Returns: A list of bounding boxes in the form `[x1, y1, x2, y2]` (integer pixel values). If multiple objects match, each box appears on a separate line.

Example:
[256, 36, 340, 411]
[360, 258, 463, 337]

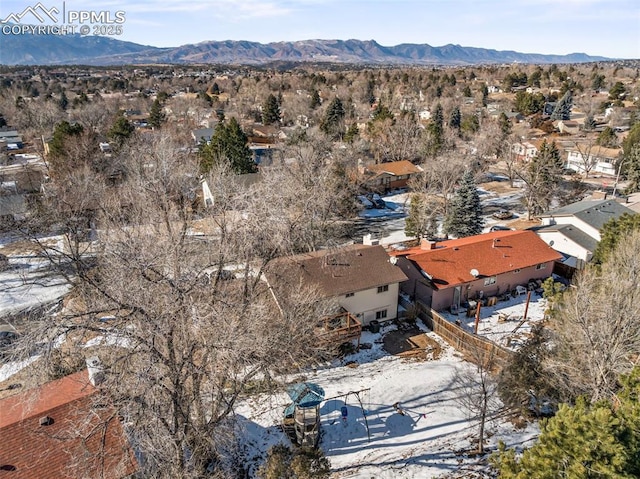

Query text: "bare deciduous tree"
[453, 347, 502, 455]
[16, 131, 333, 478]
[545, 230, 640, 403]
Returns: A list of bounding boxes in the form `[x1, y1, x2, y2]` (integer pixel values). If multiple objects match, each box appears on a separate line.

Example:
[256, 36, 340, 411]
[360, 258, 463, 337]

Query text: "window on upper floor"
[345, 292, 354, 298]
[536, 263, 546, 270]
[377, 284, 389, 293]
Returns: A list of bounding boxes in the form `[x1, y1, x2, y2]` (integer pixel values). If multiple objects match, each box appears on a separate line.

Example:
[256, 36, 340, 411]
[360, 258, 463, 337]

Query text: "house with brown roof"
[0, 369, 137, 478]
[364, 160, 423, 192]
[391, 230, 561, 312]
[264, 244, 408, 326]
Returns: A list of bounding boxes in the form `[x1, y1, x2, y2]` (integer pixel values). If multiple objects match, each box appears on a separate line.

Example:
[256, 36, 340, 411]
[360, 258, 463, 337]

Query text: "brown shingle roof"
[0, 370, 137, 478]
[365, 160, 423, 177]
[265, 244, 408, 300]
[402, 230, 561, 289]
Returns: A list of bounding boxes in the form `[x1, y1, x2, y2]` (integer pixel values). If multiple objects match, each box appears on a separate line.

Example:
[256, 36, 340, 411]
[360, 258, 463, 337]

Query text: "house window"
[513, 269, 521, 273]
[536, 263, 547, 270]
[483, 276, 497, 286]
[345, 292, 354, 298]
[375, 310, 387, 320]
[377, 285, 389, 293]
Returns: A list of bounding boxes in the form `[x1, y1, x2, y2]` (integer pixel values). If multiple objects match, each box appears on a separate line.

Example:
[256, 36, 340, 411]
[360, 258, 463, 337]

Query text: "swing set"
[325, 388, 372, 442]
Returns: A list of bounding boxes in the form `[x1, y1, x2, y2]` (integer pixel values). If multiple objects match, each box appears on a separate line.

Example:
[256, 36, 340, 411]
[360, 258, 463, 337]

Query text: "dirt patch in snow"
[481, 180, 519, 195]
[382, 327, 442, 360]
[505, 218, 540, 230]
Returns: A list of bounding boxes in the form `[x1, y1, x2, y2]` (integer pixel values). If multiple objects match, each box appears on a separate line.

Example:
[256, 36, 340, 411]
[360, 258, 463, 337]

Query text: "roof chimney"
[420, 239, 436, 250]
[86, 356, 105, 387]
[363, 234, 379, 246]
[39, 416, 54, 426]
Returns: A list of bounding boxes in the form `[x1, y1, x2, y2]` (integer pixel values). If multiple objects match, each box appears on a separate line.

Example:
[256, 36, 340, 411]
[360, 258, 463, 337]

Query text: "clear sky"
[2, 0, 639, 58]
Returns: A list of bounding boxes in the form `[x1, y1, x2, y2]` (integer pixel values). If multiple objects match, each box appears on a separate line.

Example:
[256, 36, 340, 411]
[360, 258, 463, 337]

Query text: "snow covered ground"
[354, 191, 414, 244]
[236, 326, 539, 478]
[0, 236, 72, 317]
[437, 294, 548, 350]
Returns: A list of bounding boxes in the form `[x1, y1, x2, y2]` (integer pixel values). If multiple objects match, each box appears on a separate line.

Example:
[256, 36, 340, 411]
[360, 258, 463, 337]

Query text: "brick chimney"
[420, 239, 436, 250]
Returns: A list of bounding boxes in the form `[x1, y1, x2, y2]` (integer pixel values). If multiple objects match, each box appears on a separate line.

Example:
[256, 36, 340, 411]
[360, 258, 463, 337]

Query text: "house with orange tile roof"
[0, 369, 137, 478]
[391, 230, 561, 312]
[364, 160, 423, 192]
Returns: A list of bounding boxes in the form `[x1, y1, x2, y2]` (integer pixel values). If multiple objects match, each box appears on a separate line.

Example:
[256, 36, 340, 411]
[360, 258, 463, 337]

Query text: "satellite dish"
[389, 256, 398, 265]
[549, 240, 555, 246]
[470, 268, 479, 278]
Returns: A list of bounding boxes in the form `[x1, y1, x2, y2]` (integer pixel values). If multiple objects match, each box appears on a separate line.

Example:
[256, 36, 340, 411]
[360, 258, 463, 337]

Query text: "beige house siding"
[339, 283, 400, 325]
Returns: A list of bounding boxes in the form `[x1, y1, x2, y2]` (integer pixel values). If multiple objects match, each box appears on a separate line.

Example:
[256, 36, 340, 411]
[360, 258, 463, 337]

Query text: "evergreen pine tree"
[200, 117, 254, 175]
[550, 90, 572, 121]
[108, 113, 135, 149]
[343, 123, 359, 143]
[460, 113, 480, 136]
[499, 112, 512, 137]
[443, 169, 483, 238]
[371, 103, 394, 123]
[58, 91, 68, 111]
[493, 367, 640, 478]
[309, 89, 321, 109]
[592, 213, 640, 264]
[426, 103, 445, 156]
[448, 106, 461, 131]
[148, 98, 166, 129]
[462, 85, 472, 97]
[523, 140, 564, 216]
[364, 79, 376, 106]
[320, 97, 345, 140]
[261, 94, 281, 125]
[597, 126, 618, 147]
[624, 145, 640, 195]
[49, 121, 83, 159]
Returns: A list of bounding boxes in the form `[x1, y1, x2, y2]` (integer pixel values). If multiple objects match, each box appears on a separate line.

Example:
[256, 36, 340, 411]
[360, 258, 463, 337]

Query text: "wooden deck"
[315, 312, 362, 346]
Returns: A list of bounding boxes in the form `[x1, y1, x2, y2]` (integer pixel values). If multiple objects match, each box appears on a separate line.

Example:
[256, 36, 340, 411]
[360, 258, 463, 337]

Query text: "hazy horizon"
[1, 0, 639, 59]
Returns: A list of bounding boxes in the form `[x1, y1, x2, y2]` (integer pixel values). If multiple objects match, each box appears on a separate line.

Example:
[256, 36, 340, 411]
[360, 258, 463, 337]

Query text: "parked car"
[0, 324, 19, 359]
[490, 225, 513, 232]
[492, 210, 513, 220]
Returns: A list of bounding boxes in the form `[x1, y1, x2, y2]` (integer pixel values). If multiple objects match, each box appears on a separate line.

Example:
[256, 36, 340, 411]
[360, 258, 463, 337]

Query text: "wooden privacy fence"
[417, 302, 514, 366]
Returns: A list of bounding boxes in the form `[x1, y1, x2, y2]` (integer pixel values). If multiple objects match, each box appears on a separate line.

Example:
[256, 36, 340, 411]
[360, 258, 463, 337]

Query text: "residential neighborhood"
[0, 27, 639, 479]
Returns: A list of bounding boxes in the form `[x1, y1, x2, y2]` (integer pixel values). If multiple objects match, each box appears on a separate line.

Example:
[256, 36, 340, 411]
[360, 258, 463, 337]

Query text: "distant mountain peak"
[0, 35, 612, 66]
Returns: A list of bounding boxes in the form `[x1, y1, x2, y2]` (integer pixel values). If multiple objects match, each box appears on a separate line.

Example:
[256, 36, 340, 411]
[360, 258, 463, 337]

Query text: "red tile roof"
[401, 230, 561, 289]
[0, 370, 137, 478]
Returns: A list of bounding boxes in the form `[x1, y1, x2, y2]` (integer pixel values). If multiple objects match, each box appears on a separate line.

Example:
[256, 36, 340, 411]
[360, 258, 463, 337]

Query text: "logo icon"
[1, 2, 59, 24]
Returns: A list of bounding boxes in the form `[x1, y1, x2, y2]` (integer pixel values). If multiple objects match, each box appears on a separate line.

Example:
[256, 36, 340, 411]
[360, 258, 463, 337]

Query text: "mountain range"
[0, 33, 611, 66]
